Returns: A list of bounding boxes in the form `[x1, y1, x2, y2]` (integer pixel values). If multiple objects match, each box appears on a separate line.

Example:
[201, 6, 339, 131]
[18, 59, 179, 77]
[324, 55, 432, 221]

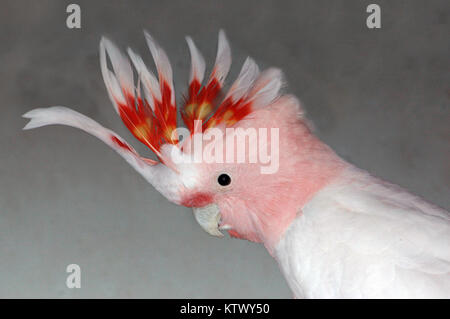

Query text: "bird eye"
[217, 173, 231, 186]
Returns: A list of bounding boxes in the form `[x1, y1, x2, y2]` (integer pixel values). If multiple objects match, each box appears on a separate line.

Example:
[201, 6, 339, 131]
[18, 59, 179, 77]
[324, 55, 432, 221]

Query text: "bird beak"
[192, 204, 224, 237]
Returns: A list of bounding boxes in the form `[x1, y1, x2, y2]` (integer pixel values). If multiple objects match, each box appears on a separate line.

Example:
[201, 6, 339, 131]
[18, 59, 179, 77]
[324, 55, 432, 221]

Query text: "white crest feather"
[100, 38, 134, 110]
[225, 57, 260, 102]
[100, 39, 125, 110]
[127, 48, 161, 110]
[144, 31, 175, 105]
[22, 106, 151, 166]
[209, 29, 232, 85]
[247, 68, 283, 108]
[185, 36, 206, 84]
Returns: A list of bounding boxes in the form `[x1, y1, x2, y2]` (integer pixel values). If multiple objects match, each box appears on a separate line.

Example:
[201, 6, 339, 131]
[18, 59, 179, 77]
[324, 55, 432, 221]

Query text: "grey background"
[0, 0, 448, 298]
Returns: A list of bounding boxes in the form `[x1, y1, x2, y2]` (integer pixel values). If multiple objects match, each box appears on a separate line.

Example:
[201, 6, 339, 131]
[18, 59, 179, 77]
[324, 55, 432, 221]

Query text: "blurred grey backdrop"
[0, 0, 449, 298]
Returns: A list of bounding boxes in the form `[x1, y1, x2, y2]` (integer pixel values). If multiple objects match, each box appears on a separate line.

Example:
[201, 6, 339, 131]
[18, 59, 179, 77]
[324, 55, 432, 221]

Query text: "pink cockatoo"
[23, 31, 450, 298]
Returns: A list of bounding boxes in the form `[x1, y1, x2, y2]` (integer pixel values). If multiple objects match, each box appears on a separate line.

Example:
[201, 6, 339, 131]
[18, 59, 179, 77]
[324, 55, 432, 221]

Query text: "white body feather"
[275, 166, 450, 298]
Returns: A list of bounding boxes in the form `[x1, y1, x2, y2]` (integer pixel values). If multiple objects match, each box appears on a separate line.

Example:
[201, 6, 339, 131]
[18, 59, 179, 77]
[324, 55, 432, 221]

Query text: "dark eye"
[217, 173, 231, 186]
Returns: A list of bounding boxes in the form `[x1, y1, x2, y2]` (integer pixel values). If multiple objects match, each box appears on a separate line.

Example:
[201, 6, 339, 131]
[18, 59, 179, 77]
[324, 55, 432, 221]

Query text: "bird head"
[24, 30, 343, 251]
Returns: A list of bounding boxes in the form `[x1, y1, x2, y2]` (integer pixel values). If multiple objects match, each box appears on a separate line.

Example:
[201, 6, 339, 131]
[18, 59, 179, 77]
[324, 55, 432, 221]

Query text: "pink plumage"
[23, 30, 450, 298]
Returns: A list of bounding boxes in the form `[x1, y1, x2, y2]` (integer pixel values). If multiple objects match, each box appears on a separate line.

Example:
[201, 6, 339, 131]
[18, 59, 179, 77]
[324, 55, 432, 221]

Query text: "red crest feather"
[100, 30, 282, 161]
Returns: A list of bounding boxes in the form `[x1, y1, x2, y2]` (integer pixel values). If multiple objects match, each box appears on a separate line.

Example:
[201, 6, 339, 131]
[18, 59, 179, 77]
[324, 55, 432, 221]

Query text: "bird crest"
[100, 30, 283, 164]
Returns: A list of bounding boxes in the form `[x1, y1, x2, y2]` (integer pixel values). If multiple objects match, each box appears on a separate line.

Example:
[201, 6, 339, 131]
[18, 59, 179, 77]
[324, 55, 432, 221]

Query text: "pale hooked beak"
[192, 204, 229, 237]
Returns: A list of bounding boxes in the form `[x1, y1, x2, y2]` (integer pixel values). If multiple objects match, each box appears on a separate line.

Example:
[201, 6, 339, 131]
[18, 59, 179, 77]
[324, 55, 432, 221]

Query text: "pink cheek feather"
[227, 229, 245, 239]
[181, 193, 214, 208]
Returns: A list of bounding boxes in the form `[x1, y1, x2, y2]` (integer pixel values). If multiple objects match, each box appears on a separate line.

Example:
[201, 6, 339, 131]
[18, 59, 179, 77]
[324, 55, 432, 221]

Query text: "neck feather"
[245, 122, 347, 253]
